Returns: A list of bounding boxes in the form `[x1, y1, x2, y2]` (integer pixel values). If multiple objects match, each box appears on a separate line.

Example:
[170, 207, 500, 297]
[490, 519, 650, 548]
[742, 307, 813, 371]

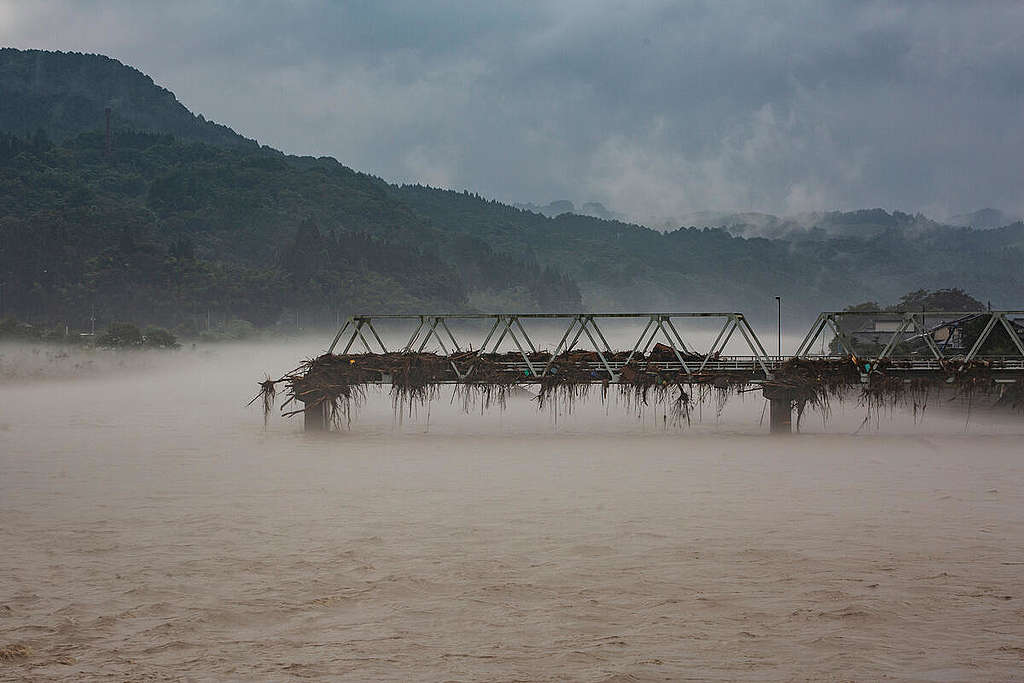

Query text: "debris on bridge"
[257, 348, 730, 428]
[254, 351, 1023, 431]
[253, 311, 1024, 432]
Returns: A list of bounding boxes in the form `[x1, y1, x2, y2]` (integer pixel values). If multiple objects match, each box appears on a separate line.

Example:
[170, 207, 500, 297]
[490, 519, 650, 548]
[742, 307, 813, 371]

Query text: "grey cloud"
[2, 0, 1022, 221]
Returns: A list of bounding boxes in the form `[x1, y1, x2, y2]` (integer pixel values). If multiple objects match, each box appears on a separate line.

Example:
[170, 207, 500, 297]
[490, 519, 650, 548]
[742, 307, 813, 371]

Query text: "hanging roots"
[253, 352, 1024, 430]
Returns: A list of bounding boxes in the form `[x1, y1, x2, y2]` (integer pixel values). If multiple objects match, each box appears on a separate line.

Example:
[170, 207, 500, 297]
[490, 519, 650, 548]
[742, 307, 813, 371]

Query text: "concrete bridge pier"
[302, 399, 329, 432]
[762, 387, 794, 434]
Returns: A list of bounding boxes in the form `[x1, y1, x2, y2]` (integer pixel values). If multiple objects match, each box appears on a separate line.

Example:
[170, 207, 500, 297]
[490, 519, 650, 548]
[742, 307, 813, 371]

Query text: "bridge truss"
[794, 310, 1024, 375]
[325, 310, 1024, 382]
[326, 312, 777, 382]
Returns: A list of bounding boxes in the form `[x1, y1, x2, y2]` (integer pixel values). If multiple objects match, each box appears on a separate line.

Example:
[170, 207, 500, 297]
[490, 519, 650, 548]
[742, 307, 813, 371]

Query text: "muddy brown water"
[2, 341, 1023, 681]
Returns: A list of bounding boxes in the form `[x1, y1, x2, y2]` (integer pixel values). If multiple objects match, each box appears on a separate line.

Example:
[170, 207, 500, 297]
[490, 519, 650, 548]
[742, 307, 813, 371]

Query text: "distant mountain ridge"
[641, 208, 1019, 238]
[513, 203, 1023, 240]
[949, 208, 1021, 229]
[513, 199, 622, 222]
[0, 48, 256, 148]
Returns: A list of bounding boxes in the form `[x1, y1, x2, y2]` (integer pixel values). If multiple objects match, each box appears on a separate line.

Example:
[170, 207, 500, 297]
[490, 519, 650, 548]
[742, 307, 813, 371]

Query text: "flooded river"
[2, 341, 1023, 680]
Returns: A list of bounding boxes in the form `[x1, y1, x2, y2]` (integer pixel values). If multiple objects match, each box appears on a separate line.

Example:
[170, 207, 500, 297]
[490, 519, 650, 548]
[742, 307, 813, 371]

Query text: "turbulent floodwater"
[2, 341, 1024, 681]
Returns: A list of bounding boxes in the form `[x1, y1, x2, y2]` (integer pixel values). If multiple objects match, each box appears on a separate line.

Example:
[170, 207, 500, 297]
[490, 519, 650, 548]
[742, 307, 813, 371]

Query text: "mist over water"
[2, 339, 1024, 680]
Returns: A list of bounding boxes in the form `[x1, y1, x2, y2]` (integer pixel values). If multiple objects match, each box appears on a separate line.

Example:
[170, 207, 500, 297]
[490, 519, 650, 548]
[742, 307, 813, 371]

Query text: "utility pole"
[775, 296, 782, 359]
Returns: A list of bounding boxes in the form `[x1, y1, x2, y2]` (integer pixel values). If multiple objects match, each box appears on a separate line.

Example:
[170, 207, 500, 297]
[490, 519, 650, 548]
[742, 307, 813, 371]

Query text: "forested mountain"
[0, 48, 253, 148]
[1, 48, 1022, 335]
[393, 184, 1024, 315]
[0, 128, 581, 329]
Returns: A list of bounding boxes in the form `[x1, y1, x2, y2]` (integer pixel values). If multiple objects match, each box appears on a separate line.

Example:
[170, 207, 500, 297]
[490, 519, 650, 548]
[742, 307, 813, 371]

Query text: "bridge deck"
[259, 310, 1024, 431]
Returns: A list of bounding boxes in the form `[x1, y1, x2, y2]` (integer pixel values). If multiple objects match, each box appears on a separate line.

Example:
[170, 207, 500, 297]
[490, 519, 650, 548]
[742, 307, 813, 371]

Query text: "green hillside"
[1, 48, 1022, 336]
[0, 48, 253, 148]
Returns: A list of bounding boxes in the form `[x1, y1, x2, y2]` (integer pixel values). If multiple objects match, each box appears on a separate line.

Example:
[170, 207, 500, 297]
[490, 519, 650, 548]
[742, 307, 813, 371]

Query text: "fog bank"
[2, 339, 1023, 679]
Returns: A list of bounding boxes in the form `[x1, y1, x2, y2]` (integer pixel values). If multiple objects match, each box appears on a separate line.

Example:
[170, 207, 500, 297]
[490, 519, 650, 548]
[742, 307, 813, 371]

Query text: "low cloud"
[2, 1, 1022, 219]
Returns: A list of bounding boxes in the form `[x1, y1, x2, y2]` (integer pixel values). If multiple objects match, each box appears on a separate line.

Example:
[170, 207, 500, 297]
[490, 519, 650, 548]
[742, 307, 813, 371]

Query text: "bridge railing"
[326, 312, 775, 380]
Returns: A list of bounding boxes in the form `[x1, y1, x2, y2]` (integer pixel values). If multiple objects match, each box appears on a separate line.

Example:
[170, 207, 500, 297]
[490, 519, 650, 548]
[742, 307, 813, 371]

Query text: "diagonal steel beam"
[580, 317, 616, 378]
[825, 315, 857, 357]
[622, 316, 655, 368]
[543, 316, 584, 376]
[341, 319, 364, 354]
[416, 317, 440, 352]
[344, 319, 376, 354]
[878, 315, 914, 360]
[699, 318, 734, 372]
[651, 317, 691, 374]
[718, 320, 738, 354]
[965, 312, 1001, 361]
[327, 319, 352, 354]
[737, 314, 771, 361]
[565, 316, 588, 352]
[733, 314, 771, 376]
[998, 313, 1024, 357]
[365, 320, 388, 354]
[794, 313, 826, 357]
[476, 317, 501, 356]
[639, 318, 661, 356]
[663, 317, 692, 354]
[419, 317, 453, 356]
[402, 317, 426, 352]
[909, 314, 944, 360]
[355, 324, 376, 353]
[439, 318, 462, 352]
[505, 317, 538, 376]
[513, 317, 539, 354]
[588, 316, 615, 355]
[490, 316, 512, 351]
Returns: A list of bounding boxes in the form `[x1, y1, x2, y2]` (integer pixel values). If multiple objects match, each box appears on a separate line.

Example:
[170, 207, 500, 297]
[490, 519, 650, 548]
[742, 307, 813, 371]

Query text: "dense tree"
[895, 288, 985, 312]
[96, 322, 143, 347]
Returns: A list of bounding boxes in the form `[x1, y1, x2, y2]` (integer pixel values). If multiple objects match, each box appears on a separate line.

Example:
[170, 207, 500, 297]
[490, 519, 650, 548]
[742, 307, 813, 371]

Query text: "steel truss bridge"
[328, 310, 1024, 379]
[328, 312, 776, 379]
[299, 310, 1024, 432]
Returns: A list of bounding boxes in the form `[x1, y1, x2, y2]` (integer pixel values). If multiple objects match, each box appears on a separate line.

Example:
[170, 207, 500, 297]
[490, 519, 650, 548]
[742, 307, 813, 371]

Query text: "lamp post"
[775, 296, 781, 360]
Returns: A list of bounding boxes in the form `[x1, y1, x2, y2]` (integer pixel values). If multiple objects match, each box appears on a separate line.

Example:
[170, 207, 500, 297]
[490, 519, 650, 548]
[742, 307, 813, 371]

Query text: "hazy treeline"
[2, 48, 1023, 334]
[0, 128, 582, 331]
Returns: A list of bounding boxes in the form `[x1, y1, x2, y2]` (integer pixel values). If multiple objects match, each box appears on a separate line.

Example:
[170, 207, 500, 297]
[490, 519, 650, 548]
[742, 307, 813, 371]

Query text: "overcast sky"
[2, 1, 1022, 221]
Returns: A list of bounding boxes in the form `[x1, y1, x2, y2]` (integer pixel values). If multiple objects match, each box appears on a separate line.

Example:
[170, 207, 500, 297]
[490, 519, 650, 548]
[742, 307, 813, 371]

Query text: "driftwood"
[253, 351, 1023, 430]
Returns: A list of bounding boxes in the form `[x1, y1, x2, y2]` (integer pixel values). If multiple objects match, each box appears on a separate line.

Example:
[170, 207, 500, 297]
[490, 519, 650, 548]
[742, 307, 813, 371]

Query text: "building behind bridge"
[838, 312, 1024, 356]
